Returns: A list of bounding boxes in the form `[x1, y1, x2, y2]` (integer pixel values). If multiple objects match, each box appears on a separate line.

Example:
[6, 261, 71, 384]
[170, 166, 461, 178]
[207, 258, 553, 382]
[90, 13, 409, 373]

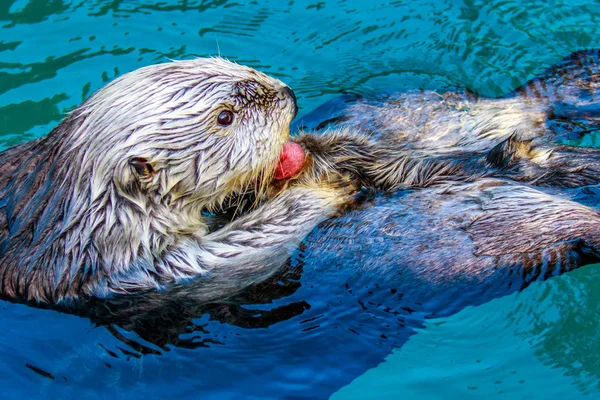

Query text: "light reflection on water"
[1, 1, 600, 399]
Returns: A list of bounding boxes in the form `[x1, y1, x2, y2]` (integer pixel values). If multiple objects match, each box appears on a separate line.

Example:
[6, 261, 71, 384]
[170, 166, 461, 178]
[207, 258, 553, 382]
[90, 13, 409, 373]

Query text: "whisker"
[230, 172, 253, 222]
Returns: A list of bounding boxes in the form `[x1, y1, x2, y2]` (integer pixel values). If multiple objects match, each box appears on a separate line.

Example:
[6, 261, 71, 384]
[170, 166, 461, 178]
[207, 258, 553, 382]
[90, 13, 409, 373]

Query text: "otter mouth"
[273, 88, 302, 179]
[216, 141, 305, 217]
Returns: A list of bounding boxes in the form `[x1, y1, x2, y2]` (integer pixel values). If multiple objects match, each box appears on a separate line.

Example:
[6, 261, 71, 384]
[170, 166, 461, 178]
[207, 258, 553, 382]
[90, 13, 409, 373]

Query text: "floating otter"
[2, 51, 600, 310]
[5, 51, 600, 397]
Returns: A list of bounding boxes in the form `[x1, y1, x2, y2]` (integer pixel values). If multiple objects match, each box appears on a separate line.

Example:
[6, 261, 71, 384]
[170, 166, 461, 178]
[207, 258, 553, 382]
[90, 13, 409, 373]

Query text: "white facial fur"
[66, 57, 297, 214]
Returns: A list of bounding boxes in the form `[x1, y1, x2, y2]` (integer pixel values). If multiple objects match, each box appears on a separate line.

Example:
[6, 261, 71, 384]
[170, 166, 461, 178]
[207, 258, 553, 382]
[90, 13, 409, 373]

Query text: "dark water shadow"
[34, 259, 309, 357]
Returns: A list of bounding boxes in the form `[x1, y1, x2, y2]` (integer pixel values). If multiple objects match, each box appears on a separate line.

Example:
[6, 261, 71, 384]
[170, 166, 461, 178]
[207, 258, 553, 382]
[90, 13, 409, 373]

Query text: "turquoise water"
[2, 0, 600, 399]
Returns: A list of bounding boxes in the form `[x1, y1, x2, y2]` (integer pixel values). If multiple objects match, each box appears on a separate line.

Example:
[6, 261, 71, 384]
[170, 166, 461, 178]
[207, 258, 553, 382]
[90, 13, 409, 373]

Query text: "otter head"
[66, 58, 297, 216]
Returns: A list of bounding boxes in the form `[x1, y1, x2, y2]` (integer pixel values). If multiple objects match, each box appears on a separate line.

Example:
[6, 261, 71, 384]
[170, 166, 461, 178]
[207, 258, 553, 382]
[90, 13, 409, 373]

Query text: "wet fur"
[0, 58, 350, 304]
[3, 50, 600, 310]
[1, 51, 594, 398]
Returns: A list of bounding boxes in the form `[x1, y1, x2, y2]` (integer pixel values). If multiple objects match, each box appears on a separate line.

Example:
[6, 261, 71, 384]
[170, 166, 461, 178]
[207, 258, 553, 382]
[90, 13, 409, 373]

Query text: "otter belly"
[300, 180, 600, 318]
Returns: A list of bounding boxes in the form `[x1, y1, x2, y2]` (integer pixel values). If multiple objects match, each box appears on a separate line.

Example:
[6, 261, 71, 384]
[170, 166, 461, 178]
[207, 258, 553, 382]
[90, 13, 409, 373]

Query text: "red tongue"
[274, 141, 305, 180]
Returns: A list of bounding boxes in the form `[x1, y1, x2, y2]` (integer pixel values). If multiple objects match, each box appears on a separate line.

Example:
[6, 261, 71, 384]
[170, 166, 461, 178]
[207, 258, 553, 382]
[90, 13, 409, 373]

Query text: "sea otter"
[2, 51, 600, 308]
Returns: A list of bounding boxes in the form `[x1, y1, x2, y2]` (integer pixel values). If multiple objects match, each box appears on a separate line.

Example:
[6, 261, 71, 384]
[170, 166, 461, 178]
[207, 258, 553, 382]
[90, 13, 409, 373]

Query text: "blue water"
[2, 0, 600, 399]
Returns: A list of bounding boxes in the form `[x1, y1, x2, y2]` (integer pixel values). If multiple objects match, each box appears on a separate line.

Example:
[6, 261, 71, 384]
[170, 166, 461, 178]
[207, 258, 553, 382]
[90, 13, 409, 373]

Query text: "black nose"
[283, 86, 298, 119]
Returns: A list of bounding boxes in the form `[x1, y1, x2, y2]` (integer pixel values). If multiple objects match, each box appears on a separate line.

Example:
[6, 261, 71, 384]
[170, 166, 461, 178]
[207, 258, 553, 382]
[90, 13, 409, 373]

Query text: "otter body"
[2, 50, 600, 309]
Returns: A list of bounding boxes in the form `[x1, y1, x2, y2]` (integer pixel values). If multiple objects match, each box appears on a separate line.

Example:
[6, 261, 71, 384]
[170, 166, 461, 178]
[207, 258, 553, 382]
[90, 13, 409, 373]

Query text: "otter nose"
[282, 86, 298, 119]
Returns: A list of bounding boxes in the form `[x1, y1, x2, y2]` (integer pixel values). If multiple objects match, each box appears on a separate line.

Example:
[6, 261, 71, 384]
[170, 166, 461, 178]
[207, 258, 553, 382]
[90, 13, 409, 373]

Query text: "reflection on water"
[84, 261, 308, 355]
[510, 264, 600, 394]
[3, 0, 600, 399]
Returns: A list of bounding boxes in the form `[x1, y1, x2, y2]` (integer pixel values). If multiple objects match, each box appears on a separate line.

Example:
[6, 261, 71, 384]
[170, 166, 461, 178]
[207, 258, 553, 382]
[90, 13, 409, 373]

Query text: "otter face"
[68, 58, 297, 211]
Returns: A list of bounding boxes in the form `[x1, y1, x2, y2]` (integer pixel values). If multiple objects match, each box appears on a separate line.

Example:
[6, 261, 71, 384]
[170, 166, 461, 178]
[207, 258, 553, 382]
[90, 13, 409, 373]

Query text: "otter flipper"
[518, 50, 600, 140]
[484, 135, 600, 188]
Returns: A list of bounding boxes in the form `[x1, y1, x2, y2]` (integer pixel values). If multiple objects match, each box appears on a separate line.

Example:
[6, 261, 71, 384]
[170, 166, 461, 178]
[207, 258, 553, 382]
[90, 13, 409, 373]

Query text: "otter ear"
[129, 157, 155, 177]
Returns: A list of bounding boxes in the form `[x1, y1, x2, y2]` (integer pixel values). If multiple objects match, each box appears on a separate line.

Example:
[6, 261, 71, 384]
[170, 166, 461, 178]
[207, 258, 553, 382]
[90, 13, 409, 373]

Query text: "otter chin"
[0, 57, 351, 304]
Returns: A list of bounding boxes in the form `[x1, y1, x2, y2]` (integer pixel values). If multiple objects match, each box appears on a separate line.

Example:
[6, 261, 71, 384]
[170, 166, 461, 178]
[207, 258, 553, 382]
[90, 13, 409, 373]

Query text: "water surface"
[1, 1, 600, 399]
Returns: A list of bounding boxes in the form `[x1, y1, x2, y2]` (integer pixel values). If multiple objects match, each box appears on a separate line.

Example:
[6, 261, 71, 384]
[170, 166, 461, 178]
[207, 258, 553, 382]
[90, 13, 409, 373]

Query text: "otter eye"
[217, 110, 234, 126]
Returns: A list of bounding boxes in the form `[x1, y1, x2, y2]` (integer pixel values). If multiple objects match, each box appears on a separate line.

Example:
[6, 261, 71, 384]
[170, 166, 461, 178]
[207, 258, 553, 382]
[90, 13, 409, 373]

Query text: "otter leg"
[294, 130, 486, 192]
[147, 184, 353, 298]
[297, 128, 600, 191]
